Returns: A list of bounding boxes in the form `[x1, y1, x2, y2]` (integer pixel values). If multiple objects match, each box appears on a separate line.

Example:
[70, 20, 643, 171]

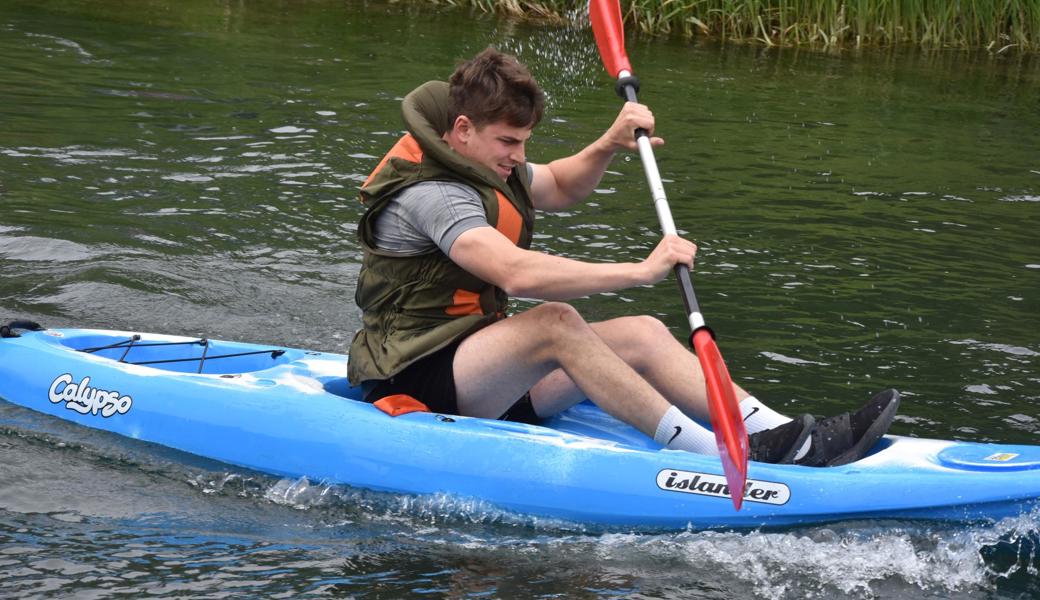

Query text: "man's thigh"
[452, 307, 564, 419]
[454, 311, 662, 419]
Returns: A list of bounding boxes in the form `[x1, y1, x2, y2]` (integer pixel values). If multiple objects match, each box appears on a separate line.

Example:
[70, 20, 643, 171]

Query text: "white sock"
[653, 406, 719, 455]
[740, 396, 813, 460]
[739, 396, 791, 433]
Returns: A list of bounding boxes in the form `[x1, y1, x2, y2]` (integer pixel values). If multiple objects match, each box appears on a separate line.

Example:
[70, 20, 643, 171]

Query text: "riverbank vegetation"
[434, 0, 1038, 52]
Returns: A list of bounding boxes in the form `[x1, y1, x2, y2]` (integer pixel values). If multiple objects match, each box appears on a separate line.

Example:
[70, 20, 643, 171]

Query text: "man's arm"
[529, 102, 663, 212]
[449, 226, 695, 301]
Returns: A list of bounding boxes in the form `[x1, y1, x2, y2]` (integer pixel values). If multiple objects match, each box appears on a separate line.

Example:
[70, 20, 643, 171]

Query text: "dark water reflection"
[1, 0, 1039, 597]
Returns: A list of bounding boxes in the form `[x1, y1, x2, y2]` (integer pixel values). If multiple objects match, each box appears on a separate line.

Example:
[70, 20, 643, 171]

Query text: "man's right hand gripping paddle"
[589, 0, 749, 510]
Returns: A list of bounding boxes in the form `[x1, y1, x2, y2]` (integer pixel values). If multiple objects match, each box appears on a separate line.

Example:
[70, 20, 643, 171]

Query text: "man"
[349, 47, 899, 466]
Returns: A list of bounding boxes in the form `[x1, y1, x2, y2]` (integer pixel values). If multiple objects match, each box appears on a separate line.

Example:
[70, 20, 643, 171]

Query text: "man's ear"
[453, 115, 474, 143]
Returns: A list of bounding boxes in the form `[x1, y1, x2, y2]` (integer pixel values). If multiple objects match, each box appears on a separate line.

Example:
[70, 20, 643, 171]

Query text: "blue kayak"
[1, 325, 1038, 530]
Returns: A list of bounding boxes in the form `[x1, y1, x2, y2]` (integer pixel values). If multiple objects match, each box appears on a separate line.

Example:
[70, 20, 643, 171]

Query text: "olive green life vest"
[347, 81, 536, 385]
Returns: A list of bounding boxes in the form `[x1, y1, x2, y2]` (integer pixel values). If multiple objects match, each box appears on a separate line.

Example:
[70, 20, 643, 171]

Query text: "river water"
[1, 0, 1039, 597]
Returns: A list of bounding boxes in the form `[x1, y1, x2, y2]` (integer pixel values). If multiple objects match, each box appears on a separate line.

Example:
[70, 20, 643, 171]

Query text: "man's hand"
[640, 234, 696, 284]
[601, 102, 665, 153]
[530, 102, 665, 212]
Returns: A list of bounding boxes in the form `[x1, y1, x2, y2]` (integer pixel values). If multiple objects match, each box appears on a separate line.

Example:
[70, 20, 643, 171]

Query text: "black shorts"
[363, 339, 542, 425]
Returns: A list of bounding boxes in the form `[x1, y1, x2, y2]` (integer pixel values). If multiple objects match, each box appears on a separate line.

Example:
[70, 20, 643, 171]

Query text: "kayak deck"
[65, 332, 298, 375]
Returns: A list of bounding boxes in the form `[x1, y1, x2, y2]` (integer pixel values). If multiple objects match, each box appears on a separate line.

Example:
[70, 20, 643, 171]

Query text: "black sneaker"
[796, 389, 901, 467]
[748, 414, 815, 464]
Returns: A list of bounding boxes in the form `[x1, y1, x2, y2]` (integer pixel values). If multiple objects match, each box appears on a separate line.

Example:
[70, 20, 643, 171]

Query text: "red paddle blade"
[589, 0, 632, 77]
[693, 329, 749, 510]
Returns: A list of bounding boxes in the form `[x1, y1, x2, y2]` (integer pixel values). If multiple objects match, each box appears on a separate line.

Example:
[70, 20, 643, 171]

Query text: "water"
[1, 0, 1039, 597]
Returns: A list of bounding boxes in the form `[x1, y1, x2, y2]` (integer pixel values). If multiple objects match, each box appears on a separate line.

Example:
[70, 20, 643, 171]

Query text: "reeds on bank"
[435, 0, 1039, 51]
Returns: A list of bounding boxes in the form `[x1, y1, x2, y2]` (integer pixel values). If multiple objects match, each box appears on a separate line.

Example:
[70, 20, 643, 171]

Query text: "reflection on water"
[1, 0, 1039, 597]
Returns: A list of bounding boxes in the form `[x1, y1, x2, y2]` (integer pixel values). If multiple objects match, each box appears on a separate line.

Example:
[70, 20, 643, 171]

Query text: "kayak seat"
[321, 377, 365, 401]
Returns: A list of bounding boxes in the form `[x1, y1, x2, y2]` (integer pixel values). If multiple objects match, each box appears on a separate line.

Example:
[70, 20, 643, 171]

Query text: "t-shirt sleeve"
[390, 181, 490, 255]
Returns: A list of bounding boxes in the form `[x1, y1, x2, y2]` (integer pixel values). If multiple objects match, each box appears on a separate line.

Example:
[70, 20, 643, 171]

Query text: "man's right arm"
[448, 227, 696, 301]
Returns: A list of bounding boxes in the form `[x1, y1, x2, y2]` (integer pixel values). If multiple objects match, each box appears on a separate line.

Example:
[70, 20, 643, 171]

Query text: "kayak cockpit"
[60, 332, 296, 375]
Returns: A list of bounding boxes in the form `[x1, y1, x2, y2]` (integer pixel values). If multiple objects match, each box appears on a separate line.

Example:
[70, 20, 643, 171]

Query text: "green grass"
[431, 0, 1040, 51]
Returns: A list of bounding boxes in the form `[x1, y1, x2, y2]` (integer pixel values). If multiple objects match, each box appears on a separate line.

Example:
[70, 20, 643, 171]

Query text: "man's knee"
[613, 315, 677, 370]
[528, 302, 592, 340]
[622, 315, 672, 343]
[531, 301, 584, 324]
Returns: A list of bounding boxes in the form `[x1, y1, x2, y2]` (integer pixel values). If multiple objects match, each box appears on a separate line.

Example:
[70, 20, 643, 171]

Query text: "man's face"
[456, 117, 533, 181]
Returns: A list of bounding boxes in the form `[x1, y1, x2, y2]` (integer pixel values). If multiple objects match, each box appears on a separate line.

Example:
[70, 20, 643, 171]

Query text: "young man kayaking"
[349, 47, 899, 466]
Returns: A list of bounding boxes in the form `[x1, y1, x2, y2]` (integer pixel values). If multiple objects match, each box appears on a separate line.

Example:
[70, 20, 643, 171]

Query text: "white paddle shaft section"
[636, 135, 677, 235]
[618, 70, 705, 333]
[688, 310, 706, 332]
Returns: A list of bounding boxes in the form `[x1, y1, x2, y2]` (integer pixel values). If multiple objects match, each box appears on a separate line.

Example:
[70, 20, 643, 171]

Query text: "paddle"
[589, 0, 748, 510]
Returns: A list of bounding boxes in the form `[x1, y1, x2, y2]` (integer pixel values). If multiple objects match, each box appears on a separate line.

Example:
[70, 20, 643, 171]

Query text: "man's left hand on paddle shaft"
[597, 102, 664, 153]
[529, 103, 663, 213]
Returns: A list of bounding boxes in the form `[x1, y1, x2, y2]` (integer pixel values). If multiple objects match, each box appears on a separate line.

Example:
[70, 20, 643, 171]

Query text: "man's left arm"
[529, 102, 663, 212]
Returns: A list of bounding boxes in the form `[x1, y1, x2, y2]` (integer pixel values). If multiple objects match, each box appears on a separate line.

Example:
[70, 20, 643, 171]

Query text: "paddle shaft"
[616, 74, 707, 336]
[617, 73, 747, 510]
[591, 0, 747, 508]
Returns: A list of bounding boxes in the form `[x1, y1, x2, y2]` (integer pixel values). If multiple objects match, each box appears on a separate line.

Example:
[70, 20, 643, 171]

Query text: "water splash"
[262, 476, 586, 532]
[590, 514, 1040, 598]
[255, 472, 1040, 597]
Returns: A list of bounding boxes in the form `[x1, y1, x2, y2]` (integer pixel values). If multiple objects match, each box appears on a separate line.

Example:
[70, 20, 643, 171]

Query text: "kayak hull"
[1, 327, 1038, 530]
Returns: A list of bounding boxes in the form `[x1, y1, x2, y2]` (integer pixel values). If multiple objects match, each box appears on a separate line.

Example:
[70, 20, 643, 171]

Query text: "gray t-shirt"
[370, 181, 488, 256]
[370, 164, 534, 256]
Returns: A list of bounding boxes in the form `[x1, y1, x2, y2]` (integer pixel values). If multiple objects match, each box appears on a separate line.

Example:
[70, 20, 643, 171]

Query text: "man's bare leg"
[453, 302, 674, 436]
[526, 314, 752, 421]
[528, 315, 806, 442]
[455, 306, 897, 466]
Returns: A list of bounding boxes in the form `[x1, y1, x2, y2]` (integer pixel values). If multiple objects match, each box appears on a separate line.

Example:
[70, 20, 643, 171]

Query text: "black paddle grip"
[618, 77, 650, 140]
[615, 75, 640, 99]
[675, 264, 715, 339]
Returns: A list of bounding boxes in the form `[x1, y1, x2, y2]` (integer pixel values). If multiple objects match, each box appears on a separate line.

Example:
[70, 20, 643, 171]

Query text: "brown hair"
[449, 47, 545, 129]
